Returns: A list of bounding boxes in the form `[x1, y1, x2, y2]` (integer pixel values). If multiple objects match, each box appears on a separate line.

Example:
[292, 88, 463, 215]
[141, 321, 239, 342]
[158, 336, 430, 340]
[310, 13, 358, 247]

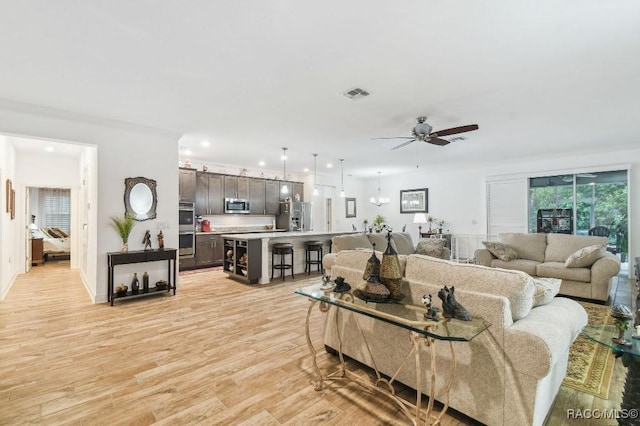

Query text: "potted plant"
[373, 214, 386, 233]
[110, 214, 135, 252]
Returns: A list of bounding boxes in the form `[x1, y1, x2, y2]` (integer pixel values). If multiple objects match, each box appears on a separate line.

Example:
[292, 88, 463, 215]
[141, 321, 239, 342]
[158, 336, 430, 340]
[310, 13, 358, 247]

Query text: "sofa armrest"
[474, 248, 495, 266]
[322, 253, 338, 276]
[504, 298, 587, 378]
[591, 253, 621, 281]
[589, 253, 621, 301]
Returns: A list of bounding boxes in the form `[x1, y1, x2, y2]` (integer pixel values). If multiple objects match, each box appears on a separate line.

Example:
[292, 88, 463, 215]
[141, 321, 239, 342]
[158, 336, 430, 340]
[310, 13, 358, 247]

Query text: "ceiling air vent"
[343, 87, 370, 100]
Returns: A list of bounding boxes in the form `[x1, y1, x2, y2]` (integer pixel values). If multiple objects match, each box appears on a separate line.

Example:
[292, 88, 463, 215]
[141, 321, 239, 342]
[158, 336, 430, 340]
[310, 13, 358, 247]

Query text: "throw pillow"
[565, 244, 606, 268]
[530, 277, 561, 307]
[415, 239, 446, 258]
[482, 241, 519, 261]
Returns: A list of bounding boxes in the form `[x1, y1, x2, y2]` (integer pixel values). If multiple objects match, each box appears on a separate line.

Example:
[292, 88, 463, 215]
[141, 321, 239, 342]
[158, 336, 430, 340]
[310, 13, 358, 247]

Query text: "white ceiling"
[1, 1, 639, 177]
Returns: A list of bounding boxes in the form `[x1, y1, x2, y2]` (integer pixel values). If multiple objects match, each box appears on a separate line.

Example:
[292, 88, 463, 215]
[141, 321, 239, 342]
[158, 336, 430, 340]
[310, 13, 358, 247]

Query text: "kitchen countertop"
[220, 230, 357, 240]
[197, 228, 286, 235]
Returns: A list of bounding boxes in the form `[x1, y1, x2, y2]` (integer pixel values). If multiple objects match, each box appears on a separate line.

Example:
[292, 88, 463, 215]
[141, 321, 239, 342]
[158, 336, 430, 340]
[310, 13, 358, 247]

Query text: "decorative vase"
[143, 272, 149, 293]
[362, 246, 381, 280]
[122, 241, 129, 253]
[379, 232, 404, 300]
[131, 272, 140, 295]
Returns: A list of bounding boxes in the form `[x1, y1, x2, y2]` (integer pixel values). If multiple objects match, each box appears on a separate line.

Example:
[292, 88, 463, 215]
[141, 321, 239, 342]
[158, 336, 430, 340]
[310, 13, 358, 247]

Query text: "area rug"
[562, 301, 615, 399]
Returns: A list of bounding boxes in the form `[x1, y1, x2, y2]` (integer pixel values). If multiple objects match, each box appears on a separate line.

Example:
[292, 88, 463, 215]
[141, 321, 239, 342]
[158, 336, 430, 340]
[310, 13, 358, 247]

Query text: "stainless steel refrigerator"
[277, 201, 313, 231]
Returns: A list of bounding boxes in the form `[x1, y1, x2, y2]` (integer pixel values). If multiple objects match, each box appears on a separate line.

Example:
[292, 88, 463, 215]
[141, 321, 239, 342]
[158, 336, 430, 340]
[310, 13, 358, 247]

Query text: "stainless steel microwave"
[225, 198, 250, 214]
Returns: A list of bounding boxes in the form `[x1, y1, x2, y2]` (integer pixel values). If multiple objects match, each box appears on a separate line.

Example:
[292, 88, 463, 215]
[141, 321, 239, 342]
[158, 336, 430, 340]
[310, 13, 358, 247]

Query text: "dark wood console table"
[107, 249, 177, 306]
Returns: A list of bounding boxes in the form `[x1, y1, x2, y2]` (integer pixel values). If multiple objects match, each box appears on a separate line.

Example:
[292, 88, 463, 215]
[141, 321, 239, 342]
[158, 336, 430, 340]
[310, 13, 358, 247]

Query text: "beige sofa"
[323, 232, 450, 275]
[324, 250, 587, 426]
[474, 233, 621, 302]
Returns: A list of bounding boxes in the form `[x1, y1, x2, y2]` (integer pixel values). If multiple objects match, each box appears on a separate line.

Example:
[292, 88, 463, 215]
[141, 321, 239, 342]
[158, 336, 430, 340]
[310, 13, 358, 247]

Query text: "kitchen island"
[220, 231, 356, 284]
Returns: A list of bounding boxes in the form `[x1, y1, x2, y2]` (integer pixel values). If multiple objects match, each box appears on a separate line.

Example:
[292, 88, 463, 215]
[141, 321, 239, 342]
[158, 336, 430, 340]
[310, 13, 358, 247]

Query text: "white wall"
[0, 135, 18, 299]
[0, 99, 181, 303]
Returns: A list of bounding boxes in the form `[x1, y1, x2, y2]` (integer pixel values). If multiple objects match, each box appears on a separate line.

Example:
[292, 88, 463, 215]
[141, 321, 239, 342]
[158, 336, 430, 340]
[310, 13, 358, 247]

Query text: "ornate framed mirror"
[124, 177, 157, 221]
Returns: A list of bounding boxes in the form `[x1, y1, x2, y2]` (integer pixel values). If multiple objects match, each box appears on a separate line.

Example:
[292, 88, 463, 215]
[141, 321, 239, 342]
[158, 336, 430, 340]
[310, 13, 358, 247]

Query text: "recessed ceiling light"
[258, 160, 266, 167]
[201, 140, 210, 147]
[303, 167, 310, 173]
[184, 149, 192, 156]
[45, 146, 54, 152]
[326, 163, 333, 168]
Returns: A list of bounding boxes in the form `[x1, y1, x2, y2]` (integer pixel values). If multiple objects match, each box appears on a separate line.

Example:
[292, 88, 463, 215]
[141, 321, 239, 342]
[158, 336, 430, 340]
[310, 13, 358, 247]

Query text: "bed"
[33, 227, 71, 260]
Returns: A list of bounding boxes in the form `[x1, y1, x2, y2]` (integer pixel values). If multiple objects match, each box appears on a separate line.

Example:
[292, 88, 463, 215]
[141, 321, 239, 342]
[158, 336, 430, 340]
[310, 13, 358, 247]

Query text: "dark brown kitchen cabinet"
[196, 234, 224, 267]
[179, 168, 196, 202]
[265, 180, 281, 215]
[249, 178, 266, 214]
[278, 181, 304, 202]
[196, 172, 223, 215]
[224, 176, 249, 199]
[293, 182, 304, 201]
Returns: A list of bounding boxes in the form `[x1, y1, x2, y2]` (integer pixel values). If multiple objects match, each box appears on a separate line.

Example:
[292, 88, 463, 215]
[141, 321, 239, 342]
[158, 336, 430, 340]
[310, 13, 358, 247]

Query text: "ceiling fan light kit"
[373, 116, 479, 150]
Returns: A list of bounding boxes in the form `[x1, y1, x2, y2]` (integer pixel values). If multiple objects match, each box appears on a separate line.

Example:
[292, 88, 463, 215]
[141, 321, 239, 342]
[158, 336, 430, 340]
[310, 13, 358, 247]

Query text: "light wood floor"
[0, 262, 633, 425]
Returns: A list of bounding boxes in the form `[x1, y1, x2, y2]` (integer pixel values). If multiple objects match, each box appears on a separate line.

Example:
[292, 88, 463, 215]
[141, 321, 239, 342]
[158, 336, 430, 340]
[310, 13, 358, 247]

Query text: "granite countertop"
[220, 230, 358, 240]
[196, 228, 286, 235]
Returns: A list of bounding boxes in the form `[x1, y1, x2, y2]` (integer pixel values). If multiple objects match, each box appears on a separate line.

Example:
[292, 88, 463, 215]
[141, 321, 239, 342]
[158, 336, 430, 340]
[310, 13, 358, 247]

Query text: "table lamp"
[413, 213, 428, 239]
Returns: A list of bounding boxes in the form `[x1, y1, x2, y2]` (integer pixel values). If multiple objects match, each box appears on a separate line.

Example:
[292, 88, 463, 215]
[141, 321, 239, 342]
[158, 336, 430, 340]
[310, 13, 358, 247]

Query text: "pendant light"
[370, 171, 389, 207]
[312, 153, 319, 196]
[281, 147, 289, 194]
[339, 159, 345, 198]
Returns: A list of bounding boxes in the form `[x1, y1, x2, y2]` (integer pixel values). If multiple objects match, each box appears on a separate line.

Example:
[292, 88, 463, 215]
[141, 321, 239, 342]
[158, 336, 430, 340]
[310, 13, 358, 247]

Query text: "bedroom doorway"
[27, 186, 72, 269]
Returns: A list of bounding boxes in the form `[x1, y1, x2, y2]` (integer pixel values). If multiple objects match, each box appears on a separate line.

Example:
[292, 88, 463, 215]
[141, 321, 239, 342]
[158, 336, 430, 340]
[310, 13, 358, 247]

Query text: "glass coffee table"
[295, 283, 490, 425]
[582, 324, 639, 424]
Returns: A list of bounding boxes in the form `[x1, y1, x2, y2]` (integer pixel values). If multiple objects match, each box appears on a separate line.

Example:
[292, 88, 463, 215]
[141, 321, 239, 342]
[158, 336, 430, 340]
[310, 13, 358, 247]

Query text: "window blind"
[39, 188, 71, 233]
[486, 178, 528, 237]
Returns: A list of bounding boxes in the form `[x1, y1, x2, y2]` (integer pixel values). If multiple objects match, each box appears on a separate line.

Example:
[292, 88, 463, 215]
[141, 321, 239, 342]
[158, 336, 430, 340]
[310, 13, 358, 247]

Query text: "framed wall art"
[10, 188, 15, 220]
[345, 197, 357, 218]
[400, 188, 428, 213]
[5, 179, 11, 213]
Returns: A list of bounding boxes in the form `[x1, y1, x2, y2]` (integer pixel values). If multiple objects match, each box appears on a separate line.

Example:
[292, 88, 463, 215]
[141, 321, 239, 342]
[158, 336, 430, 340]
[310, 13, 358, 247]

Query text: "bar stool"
[304, 241, 324, 275]
[272, 242, 294, 281]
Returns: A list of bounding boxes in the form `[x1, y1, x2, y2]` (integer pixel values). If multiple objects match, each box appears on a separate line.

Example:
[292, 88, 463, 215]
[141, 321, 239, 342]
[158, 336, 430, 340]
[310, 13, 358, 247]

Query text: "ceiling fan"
[373, 116, 479, 150]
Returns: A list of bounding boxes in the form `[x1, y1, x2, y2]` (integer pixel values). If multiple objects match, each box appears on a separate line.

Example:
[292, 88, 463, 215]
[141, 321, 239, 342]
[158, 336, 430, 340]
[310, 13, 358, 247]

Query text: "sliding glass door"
[529, 170, 628, 261]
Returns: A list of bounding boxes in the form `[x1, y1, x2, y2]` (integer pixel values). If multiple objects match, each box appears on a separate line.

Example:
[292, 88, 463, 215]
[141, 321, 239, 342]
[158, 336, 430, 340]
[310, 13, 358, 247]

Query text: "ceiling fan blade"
[428, 137, 450, 146]
[391, 140, 416, 150]
[371, 136, 415, 140]
[430, 124, 479, 137]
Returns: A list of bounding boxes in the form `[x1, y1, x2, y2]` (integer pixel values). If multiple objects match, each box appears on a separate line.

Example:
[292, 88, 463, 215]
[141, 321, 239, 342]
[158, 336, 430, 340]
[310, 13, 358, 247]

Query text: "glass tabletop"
[582, 324, 640, 358]
[295, 283, 490, 341]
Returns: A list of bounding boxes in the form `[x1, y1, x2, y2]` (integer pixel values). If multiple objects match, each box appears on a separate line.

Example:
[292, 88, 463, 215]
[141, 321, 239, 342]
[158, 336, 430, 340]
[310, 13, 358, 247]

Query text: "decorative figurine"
[438, 286, 472, 321]
[142, 230, 152, 250]
[333, 276, 351, 293]
[422, 294, 440, 321]
[157, 230, 164, 250]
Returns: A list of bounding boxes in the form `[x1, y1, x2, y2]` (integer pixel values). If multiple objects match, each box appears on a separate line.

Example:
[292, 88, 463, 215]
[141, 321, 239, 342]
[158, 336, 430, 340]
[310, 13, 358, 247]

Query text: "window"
[529, 170, 628, 260]
[39, 188, 71, 233]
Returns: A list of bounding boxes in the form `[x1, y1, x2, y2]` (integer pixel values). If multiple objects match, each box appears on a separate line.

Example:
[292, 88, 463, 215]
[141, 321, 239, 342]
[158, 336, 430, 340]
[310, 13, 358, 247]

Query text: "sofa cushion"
[491, 258, 540, 276]
[565, 244, 606, 268]
[536, 262, 591, 283]
[544, 234, 608, 262]
[366, 232, 415, 255]
[531, 277, 561, 307]
[498, 233, 547, 262]
[416, 238, 446, 258]
[332, 233, 373, 252]
[482, 241, 519, 261]
[405, 255, 535, 321]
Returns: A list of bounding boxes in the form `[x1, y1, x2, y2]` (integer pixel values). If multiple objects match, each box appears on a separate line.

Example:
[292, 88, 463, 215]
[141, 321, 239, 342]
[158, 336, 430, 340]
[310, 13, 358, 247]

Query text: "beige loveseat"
[325, 250, 587, 426]
[474, 233, 621, 302]
[323, 232, 450, 276]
